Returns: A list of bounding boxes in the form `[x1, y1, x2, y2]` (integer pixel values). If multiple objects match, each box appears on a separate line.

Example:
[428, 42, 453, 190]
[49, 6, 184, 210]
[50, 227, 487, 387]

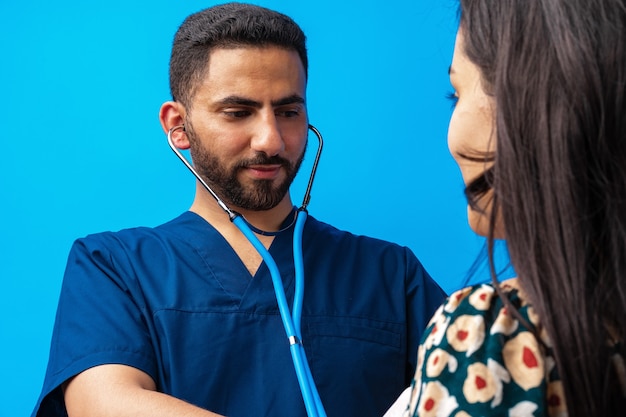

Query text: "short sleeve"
[32, 236, 157, 417]
[404, 281, 567, 417]
[403, 248, 447, 382]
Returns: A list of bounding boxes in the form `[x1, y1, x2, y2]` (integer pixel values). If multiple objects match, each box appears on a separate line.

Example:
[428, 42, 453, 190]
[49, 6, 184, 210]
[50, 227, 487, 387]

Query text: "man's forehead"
[206, 45, 303, 64]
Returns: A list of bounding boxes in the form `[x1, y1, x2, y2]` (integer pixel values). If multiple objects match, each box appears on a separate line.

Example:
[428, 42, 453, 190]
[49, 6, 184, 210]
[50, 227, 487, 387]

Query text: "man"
[32, 3, 445, 417]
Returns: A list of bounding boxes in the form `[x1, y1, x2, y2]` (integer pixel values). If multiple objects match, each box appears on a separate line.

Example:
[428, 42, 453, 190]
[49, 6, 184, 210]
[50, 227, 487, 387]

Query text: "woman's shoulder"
[407, 278, 567, 417]
[434, 278, 539, 332]
[444, 278, 527, 314]
[422, 278, 551, 361]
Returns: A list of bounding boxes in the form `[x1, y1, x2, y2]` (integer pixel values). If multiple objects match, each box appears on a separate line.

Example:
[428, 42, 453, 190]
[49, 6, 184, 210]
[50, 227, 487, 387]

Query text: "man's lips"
[245, 164, 283, 179]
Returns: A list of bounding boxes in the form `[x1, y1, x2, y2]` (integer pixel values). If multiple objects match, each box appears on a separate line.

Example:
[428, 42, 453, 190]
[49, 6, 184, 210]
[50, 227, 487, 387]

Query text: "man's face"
[184, 46, 308, 211]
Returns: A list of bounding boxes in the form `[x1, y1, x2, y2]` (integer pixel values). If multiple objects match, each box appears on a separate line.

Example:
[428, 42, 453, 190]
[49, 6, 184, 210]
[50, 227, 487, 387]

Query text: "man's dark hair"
[169, 2, 308, 107]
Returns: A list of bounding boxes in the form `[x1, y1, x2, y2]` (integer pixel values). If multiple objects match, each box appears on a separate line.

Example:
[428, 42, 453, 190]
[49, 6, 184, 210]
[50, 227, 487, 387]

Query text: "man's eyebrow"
[271, 94, 305, 107]
[215, 94, 305, 108]
[216, 95, 262, 108]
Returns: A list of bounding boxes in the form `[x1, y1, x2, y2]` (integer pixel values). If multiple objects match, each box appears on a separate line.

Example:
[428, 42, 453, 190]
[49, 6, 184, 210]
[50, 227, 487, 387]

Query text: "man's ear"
[159, 101, 190, 150]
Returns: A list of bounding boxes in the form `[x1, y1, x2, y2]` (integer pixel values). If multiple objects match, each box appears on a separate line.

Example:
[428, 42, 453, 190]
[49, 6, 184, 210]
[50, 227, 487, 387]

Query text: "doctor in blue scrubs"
[31, 3, 446, 417]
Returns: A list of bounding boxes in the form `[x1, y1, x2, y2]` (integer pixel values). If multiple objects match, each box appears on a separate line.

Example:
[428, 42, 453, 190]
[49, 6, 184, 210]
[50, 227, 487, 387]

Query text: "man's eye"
[277, 109, 300, 117]
[224, 110, 250, 118]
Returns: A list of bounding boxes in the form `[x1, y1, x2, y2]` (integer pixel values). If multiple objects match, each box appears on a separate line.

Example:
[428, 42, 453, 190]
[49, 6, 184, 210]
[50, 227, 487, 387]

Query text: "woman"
[387, 0, 626, 415]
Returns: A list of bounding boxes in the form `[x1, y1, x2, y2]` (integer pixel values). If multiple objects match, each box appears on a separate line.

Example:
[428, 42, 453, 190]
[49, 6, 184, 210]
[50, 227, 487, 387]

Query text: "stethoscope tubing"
[167, 123, 327, 417]
[292, 210, 326, 416]
[234, 212, 325, 417]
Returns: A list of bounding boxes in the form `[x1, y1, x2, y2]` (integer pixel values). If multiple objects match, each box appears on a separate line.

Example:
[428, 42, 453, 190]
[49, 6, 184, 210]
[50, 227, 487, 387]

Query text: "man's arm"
[64, 364, 226, 417]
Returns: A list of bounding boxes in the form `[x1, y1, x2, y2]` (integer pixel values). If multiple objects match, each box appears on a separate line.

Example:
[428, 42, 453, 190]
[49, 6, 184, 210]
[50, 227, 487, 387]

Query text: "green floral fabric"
[404, 279, 567, 417]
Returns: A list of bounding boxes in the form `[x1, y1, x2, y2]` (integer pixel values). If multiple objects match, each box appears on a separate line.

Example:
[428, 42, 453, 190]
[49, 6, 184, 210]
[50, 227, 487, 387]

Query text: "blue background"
[0, 1, 496, 415]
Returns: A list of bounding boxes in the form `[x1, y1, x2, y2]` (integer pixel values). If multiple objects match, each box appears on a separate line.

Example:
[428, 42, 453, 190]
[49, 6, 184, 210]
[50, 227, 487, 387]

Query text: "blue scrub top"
[33, 211, 445, 417]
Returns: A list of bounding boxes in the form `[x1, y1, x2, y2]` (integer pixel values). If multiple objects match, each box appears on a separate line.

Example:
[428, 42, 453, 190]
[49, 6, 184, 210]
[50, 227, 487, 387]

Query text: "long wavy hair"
[459, 0, 626, 414]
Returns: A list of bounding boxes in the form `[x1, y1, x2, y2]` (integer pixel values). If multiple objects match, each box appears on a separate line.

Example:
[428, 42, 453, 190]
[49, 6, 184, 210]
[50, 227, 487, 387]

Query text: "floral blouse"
[400, 279, 568, 417]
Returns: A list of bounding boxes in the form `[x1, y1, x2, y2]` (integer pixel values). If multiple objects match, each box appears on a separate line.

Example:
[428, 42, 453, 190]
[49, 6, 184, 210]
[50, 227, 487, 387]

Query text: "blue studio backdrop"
[0, 1, 497, 416]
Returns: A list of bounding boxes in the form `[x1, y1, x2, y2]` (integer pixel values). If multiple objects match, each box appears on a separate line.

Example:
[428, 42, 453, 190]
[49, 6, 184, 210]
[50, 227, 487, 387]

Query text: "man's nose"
[250, 113, 285, 156]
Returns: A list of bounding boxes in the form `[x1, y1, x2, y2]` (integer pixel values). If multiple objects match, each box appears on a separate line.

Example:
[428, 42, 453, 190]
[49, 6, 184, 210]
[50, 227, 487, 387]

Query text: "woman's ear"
[159, 101, 190, 150]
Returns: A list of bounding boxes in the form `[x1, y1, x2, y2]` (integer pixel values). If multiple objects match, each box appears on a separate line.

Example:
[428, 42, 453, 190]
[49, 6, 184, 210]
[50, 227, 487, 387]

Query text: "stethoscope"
[167, 124, 327, 417]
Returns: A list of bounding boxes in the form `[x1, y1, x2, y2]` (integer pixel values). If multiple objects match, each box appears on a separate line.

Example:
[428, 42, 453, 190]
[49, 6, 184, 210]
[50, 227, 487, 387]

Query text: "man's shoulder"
[306, 215, 411, 254]
[74, 212, 203, 251]
[305, 216, 438, 291]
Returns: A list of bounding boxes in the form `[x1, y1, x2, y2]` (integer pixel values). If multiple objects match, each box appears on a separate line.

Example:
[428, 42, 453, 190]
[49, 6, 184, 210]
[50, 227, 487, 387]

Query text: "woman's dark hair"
[459, 0, 626, 414]
[169, 2, 307, 107]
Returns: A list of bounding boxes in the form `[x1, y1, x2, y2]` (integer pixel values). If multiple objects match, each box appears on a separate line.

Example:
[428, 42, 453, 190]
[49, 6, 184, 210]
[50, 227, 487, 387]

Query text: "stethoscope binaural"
[167, 124, 327, 417]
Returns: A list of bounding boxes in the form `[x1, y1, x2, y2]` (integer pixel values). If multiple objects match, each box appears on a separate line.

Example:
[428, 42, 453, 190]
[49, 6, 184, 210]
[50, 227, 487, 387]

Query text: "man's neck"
[189, 187, 294, 235]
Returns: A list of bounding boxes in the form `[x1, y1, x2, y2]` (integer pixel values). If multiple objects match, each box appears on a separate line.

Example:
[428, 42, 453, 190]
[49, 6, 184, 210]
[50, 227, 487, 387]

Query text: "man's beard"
[186, 121, 305, 211]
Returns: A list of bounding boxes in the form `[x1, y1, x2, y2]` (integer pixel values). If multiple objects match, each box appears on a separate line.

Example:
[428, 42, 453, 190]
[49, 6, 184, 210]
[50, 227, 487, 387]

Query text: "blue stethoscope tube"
[167, 124, 327, 417]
